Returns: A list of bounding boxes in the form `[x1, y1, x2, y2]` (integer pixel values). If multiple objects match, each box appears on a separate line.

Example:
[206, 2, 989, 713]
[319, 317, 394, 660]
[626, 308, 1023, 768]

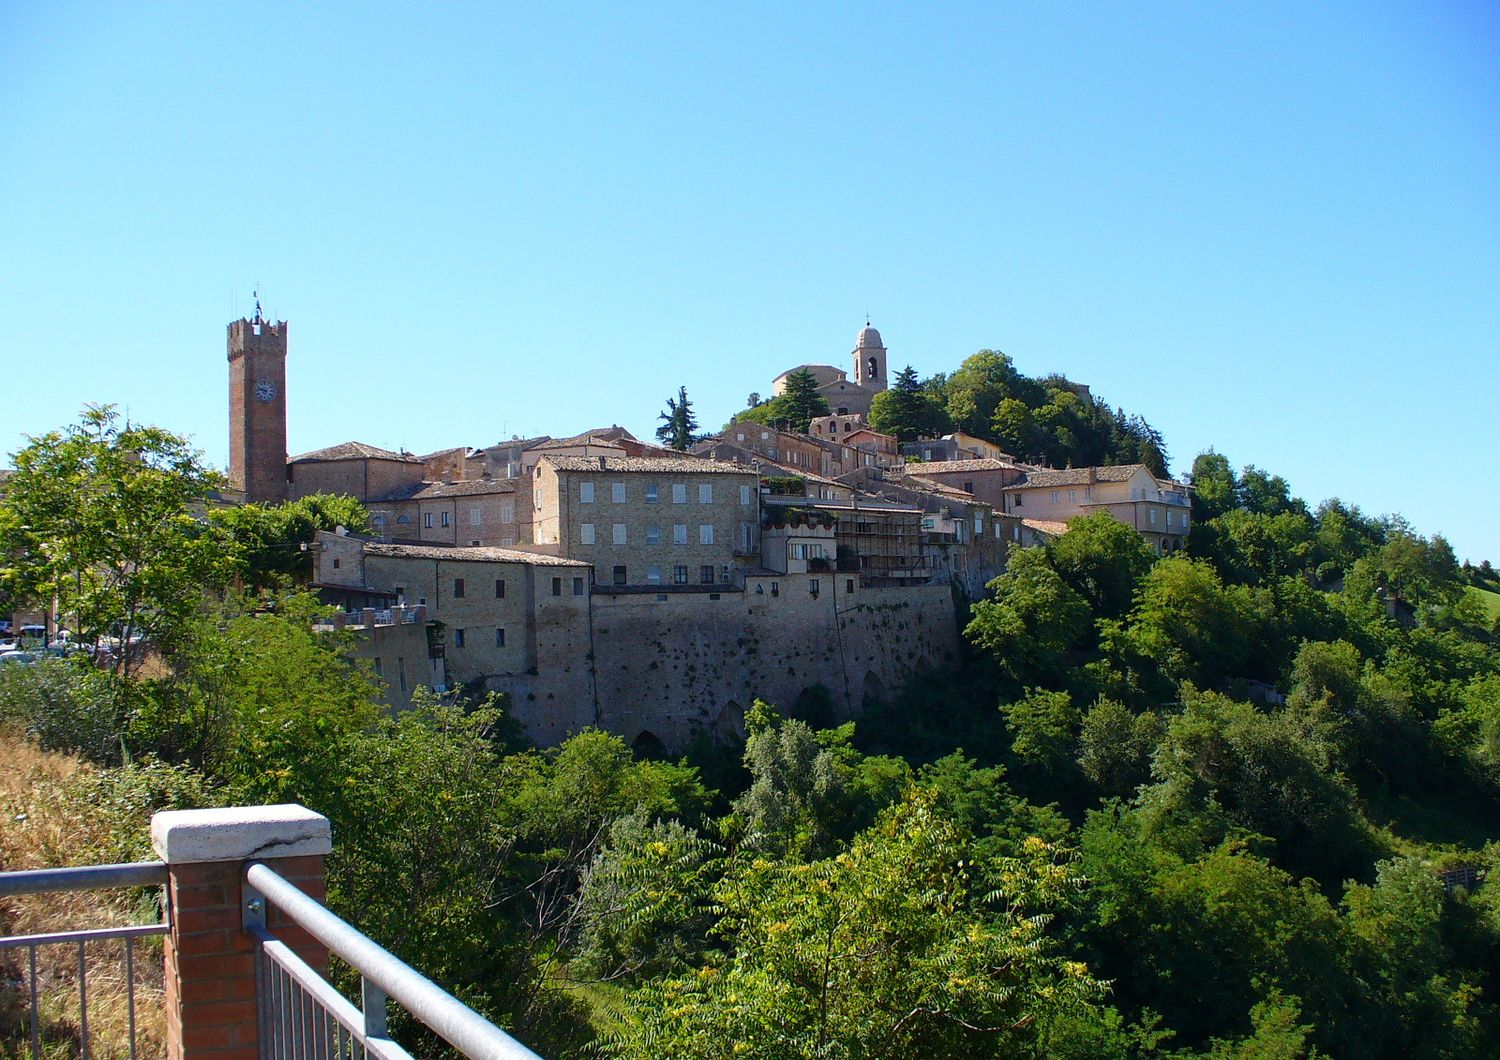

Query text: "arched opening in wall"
[914, 655, 932, 676]
[868, 356, 878, 379]
[861, 669, 887, 711]
[791, 684, 837, 729]
[711, 700, 745, 743]
[631, 730, 669, 761]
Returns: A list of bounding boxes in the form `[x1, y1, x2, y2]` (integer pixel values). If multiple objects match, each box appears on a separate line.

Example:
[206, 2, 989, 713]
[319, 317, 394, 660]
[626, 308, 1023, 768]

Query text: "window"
[973, 513, 983, 533]
[611, 482, 626, 503]
[809, 578, 820, 595]
[963, 481, 974, 494]
[573, 576, 585, 595]
[373, 657, 383, 677]
[613, 565, 627, 586]
[580, 523, 596, 545]
[701, 564, 714, 584]
[470, 508, 482, 526]
[656, 593, 668, 602]
[740, 484, 751, 505]
[500, 500, 515, 522]
[699, 484, 713, 504]
[1050, 491, 1060, 504]
[1149, 509, 1158, 525]
[494, 579, 506, 599]
[551, 577, 562, 596]
[495, 628, 506, 647]
[1167, 511, 1175, 527]
[648, 565, 662, 584]
[580, 482, 595, 503]
[453, 628, 465, 648]
[1083, 487, 1092, 500]
[1068, 490, 1077, 503]
[453, 578, 465, 598]
[735, 431, 745, 441]
[645, 483, 659, 504]
[424, 512, 433, 528]
[397, 657, 406, 692]
[440, 511, 451, 527]
[332, 558, 340, 569]
[674, 524, 688, 545]
[846, 579, 855, 593]
[673, 565, 688, 584]
[672, 483, 687, 504]
[699, 524, 714, 545]
[770, 581, 779, 597]
[1012, 493, 1024, 508]
[612, 523, 627, 545]
[646, 524, 660, 544]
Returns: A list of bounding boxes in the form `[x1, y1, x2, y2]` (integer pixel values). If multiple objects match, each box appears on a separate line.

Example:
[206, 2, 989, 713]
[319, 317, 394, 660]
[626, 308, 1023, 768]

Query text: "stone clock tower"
[227, 299, 289, 504]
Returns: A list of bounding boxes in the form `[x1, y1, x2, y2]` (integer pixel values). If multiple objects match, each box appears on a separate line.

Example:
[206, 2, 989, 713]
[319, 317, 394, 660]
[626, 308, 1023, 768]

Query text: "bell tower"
[852, 322, 887, 393]
[227, 297, 289, 504]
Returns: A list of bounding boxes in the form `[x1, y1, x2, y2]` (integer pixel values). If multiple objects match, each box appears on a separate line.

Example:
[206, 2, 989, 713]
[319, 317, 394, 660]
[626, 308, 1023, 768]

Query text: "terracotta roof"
[481, 436, 550, 453]
[544, 454, 758, 476]
[369, 478, 518, 503]
[1021, 518, 1072, 537]
[419, 446, 473, 462]
[363, 542, 589, 566]
[1004, 465, 1147, 489]
[900, 458, 1027, 475]
[529, 426, 639, 450]
[898, 475, 980, 502]
[289, 441, 424, 464]
[527, 437, 627, 453]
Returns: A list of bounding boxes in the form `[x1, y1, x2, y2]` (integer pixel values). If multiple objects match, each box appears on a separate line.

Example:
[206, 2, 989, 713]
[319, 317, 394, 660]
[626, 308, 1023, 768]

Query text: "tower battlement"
[227, 316, 289, 361]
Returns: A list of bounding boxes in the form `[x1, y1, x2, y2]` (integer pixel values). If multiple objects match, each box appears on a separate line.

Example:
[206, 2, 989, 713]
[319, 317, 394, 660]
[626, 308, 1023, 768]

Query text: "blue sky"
[2, 2, 1496, 561]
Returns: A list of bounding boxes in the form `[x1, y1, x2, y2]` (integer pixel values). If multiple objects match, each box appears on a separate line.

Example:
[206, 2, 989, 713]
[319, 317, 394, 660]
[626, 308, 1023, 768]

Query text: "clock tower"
[227, 298, 289, 504]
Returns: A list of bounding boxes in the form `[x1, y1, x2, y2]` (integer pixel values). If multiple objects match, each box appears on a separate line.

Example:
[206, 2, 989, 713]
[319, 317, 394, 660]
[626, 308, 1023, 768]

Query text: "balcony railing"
[0, 861, 169, 1060]
[1, 804, 543, 1060]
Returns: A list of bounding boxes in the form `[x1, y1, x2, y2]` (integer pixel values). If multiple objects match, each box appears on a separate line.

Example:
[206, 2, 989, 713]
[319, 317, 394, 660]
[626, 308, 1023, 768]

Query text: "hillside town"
[202, 307, 1194, 747]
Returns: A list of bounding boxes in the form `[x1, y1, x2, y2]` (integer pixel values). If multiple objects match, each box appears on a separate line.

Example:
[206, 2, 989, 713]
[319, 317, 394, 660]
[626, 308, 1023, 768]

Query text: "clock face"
[255, 380, 277, 403]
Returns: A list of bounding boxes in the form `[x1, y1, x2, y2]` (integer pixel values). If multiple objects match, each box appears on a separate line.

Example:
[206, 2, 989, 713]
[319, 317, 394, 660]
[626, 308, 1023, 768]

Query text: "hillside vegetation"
[2, 400, 1499, 1058]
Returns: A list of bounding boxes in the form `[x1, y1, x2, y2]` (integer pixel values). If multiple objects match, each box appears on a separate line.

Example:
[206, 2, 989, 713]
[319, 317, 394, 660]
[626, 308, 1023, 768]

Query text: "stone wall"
[576, 576, 958, 748]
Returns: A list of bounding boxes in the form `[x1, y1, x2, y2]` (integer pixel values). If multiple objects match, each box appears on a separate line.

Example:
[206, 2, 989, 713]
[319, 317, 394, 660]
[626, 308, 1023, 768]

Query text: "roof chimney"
[597, 455, 607, 470]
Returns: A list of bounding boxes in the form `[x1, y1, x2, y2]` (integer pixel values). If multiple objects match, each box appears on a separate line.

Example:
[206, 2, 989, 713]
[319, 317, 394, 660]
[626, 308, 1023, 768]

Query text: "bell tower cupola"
[227, 295, 289, 504]
[852, 321, 887, 393]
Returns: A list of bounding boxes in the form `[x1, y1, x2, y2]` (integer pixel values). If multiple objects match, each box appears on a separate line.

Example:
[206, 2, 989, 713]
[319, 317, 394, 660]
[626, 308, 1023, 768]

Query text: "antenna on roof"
[252, 285, 264, 324]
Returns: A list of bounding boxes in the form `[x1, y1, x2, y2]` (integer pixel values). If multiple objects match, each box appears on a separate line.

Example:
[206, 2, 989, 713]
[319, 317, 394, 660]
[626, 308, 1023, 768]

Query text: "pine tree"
[656, 386, 699, 450]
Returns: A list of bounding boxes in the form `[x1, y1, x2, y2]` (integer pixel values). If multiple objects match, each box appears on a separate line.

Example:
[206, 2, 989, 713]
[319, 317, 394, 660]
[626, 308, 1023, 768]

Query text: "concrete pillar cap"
[151, 803, 332, 864]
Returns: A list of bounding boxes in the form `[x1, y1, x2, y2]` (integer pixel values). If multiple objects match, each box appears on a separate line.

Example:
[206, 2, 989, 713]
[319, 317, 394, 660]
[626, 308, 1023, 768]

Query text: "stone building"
[366, 478, 523, 547]
[1001, 465, 1193, 553]
[531, 454, 762, 587]
[286, 441, 428, 501]
[769, 325, 890, 417]
[896, 457, 1029, 513]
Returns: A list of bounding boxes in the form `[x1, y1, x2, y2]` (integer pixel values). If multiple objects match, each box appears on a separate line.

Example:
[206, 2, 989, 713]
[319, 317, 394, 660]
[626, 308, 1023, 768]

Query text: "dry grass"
[0, 729, 167, 1058]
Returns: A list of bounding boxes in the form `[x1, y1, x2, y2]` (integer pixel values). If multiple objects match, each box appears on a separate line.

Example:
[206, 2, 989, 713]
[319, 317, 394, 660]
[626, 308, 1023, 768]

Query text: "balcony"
[0, 805, 542, 1060]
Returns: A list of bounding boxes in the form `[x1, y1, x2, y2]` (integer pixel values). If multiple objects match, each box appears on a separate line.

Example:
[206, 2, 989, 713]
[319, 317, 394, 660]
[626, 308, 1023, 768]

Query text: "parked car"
[0, 650, 37, 666]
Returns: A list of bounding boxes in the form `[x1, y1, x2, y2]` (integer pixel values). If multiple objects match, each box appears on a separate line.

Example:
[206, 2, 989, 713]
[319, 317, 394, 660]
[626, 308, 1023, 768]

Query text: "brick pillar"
[150, 805, 333, 1060]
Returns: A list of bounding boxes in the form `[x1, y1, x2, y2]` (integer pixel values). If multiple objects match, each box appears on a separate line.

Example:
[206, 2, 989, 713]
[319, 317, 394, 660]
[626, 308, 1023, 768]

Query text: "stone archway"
[711, 700, 745, 742]
[632, 730, 669, 760]
[861, 669, 887, 710]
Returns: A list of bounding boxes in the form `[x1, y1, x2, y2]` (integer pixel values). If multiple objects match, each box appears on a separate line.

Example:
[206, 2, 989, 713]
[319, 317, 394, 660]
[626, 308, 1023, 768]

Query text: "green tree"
[1045, 511, 1156, 619]
[945, 350, 1034, 438]
[967, 549, 1091, 685]
[1001, 687, 1081, 774]
[991, 397, 1043, 461]
[210, 493, 372, 588]
[868, 365, 950, 441]
[655, 386, 700, 450]
[1190, 451, 1239, 522]
[775, 369, 833, 433]
[1077, 697, 1162, 798]
[0, 405, 234, 678]
[605, 792, 1109, 1059]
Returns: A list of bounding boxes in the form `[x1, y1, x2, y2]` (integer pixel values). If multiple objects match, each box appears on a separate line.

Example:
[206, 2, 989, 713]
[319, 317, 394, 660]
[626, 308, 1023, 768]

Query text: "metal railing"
[242, 862, 541, 1060]
[0, 861, 169, 1060]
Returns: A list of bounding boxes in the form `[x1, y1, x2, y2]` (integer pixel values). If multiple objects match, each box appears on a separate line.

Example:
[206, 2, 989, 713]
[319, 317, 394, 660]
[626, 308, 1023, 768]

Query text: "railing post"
[151, 805, 332, 1060]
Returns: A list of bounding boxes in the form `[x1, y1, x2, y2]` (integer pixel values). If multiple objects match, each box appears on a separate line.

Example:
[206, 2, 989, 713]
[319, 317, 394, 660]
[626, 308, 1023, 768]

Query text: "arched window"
[868, 356, 878, 379]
